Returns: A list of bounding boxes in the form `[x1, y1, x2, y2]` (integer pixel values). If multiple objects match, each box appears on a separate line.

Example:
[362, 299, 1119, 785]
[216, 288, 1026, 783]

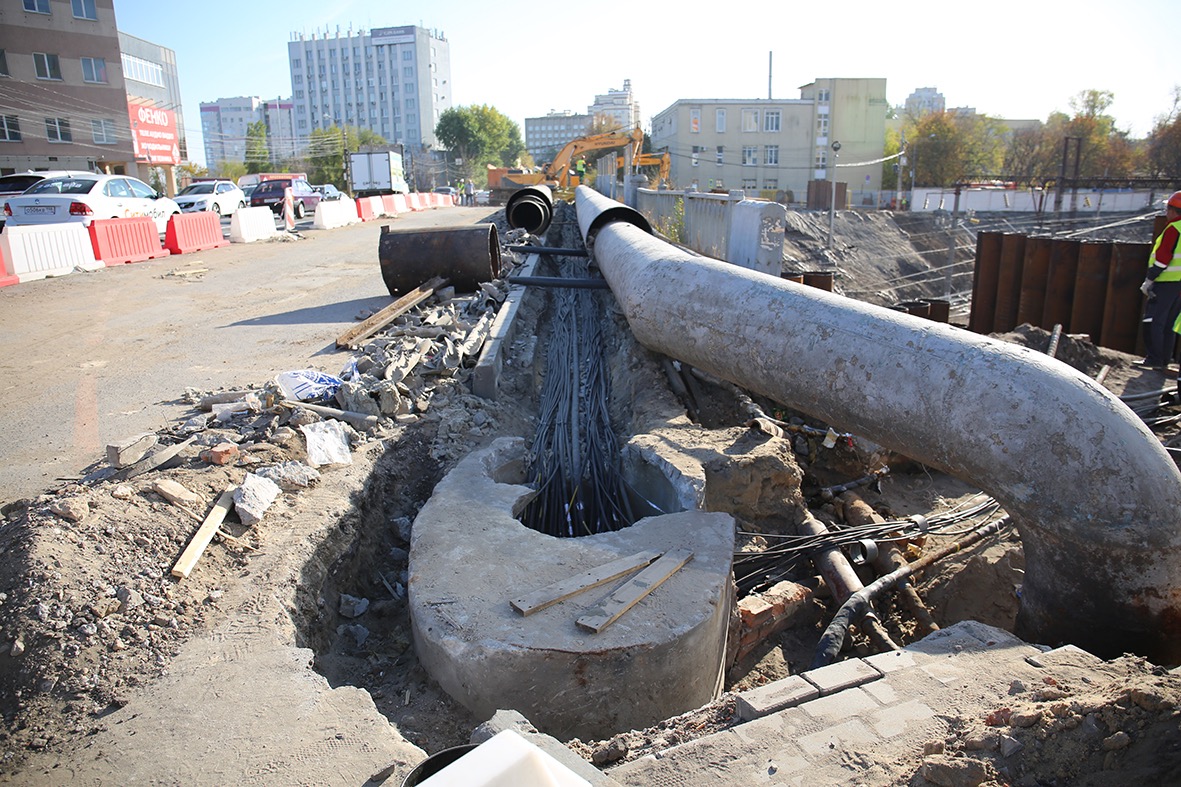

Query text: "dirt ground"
[1, 203, 1179, 785]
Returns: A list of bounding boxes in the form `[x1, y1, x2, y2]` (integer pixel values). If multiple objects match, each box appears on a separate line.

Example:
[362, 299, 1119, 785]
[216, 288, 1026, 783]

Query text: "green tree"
[177, 161, 208, 181]
[244, 120, 270, 174]
[214, 160, 247, 181]
[435, 105, 526, 183]
[306, 125, 346, 186]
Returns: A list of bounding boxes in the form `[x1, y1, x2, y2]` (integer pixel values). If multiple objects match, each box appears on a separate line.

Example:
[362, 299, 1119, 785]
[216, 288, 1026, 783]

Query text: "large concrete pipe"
[505, 185, 554, 236]
[575, 186, 1181, 665]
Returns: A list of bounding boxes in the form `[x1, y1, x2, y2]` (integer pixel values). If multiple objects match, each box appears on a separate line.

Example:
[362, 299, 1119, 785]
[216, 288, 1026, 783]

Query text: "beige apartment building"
[650, 78, 887, 204]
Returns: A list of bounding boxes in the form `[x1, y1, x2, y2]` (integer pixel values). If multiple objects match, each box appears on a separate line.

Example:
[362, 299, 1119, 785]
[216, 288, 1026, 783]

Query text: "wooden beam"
[336, 276, 448, 349]
[576, 550, 694, 634]
[509, 551, 661, 616]
[171, 487, 237, 579]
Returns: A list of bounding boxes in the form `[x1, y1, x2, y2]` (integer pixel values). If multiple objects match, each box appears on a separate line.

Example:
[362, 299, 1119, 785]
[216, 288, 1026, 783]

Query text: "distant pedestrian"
[464, 179, 475, 206]
[1142, 191, 1181, 370]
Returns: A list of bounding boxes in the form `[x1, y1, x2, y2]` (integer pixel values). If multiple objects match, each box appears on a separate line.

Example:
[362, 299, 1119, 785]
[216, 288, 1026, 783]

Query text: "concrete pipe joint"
[573, 185, 1181, 665]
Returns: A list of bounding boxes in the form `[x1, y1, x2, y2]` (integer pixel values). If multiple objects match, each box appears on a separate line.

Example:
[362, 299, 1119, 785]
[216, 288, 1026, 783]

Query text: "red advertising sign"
[128, 102, 179, 165]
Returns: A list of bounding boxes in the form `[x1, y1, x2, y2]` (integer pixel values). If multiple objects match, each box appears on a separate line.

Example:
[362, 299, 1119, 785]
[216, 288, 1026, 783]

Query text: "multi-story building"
[524, 110, 591, 161]
[650, 78, 887, 202]
[200, 96, 296, 172]
[904, 87, 945, 118]
[287, 24, 450, 154]
[589, 79, 640, 131]
[117, 31, 185, 194]
[0, 0, 134, 176]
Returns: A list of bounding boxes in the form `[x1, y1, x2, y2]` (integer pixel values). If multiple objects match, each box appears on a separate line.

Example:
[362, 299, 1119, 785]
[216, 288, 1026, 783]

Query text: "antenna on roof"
[768, 51, 773, 100]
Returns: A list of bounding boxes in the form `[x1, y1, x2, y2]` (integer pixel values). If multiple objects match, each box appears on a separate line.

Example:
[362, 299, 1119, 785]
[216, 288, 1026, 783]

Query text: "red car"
[249, 178, 322, 218]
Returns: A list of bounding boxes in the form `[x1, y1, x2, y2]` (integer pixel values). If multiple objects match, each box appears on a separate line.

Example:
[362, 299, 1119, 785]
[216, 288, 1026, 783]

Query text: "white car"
[3, 174, 180, 234]
[174, 180, 246, 216]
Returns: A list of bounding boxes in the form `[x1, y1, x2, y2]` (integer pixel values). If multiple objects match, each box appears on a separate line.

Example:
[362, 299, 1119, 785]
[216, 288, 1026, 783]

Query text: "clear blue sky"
[111, 0, 1178, 167]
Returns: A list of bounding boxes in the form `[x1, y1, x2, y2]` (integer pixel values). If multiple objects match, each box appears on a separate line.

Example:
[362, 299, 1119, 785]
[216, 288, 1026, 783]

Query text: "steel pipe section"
[378, 223, 501, 296]
[575, 186, 1181, 665]
[505, 185, 554, 236]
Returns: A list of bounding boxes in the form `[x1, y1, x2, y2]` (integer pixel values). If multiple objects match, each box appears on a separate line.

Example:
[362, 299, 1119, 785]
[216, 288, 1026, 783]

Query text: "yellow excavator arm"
[616, 152, 670, 188]
[544, 127, 644, 190]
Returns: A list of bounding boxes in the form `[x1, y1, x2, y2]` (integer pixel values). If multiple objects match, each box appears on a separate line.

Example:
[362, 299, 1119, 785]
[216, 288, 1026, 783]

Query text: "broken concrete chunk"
[335, 380, 382, 417]
[233, 473, 281, 527]
[152, 479, 203, 509]
[49, 498, 89, 523]
[338, 594, 370, 618]
[110, 485, 135, 501]
[300, 421, 353, 467]
[106, 433, 159, 469]
[256, 461, 321, 490]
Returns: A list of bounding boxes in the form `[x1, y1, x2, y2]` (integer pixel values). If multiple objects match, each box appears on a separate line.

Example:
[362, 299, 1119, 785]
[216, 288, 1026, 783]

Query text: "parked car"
[249, 178, 321, 218]
[241, 184, 258, 203]
[0, 170, 90, 228]
[174, 180, 246, 216]
[433, 186, 458, 199]
[3, 174, 180, 233]
[474, 190, 491, 206]
[312, 184, 343, 201]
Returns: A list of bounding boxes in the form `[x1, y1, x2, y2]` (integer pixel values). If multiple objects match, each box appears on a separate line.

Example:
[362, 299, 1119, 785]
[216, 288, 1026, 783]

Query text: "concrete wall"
[913, 187, 1162, 214]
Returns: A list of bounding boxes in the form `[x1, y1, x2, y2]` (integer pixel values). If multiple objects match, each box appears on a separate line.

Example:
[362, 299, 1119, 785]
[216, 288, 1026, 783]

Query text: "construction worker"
[1141, 191, 1181, 370]
[575, 157, 586, 186]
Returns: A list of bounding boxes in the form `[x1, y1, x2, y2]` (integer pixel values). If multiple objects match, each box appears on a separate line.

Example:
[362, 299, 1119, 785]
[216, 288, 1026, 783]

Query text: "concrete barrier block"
[363, 196, 385, 218]
[391, 194, 409, 214]
[0, 242, 20, 287]
[313, 200, 360, 230]
[728, 200, 786, 277]
[0, 223, 100, 282]
[229, 207, 278, 243]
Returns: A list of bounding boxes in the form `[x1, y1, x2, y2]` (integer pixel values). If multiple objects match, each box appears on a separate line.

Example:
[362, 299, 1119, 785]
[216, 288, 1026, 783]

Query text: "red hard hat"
[1169, 191, 1181, 210]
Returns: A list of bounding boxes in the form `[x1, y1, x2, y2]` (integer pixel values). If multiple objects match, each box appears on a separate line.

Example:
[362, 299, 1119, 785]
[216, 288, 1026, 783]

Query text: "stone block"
[798, 686, 879, 723]
[152, 479, 202, 509]
[801, 657, 880, 695]
[107, 433, 158, 468]
[199, 442, 240, 466]
[736, 675, 819, 721]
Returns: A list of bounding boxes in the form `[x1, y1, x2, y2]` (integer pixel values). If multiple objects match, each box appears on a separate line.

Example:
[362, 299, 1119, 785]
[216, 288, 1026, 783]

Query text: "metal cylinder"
[897, 300, 931, 318]
[1099, 242, 1151, 354]
[575, 186, 1181, 664]
[993, 233, 1027, 333]
[1070, 241, 1113, 344]
[378, 223, 501, 296]
[969, 231, 1003, 334]
[1042, 239, 1081, 332]
[925, 298, 951, 324]
[505, 186, 554, 236]
[781, 273, 805, 284]
[1016, 236, 1051, 329]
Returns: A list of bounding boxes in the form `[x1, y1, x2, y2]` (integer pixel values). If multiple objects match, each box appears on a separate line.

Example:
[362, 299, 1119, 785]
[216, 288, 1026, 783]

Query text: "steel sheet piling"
[1100, 242, 1151, 354]
[969, 232, 1002, 334]
[1070, 242, 1113, 344]
[1016, 236, 1051, 329]
[1042, 239, 1081, 332]
[993, 233, 1026, 333]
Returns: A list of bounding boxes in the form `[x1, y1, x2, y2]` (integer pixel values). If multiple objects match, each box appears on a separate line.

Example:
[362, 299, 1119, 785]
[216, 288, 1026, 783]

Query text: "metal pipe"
[505, 185, 554, 236]
[378, 223, 500, 296]
[506, 276, 609, 289]
[506, 245, 588, 257]
[575, 186, 1181, 664]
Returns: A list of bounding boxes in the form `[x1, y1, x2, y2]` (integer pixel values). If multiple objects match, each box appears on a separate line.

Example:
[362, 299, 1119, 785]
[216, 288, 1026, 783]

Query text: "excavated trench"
[290, 202, 1024, 753]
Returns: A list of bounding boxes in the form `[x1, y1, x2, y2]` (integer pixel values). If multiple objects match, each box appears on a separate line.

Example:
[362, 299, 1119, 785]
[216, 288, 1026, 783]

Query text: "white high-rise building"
[200, 97, 297, 172]
[288, 24, 451, 152]
[588, 79, 641, 131]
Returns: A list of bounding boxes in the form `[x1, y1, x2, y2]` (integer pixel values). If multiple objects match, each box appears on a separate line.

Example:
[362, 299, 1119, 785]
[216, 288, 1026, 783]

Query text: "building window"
[716, 109, 726, 133]
[45, 117, 71, 142]
[292, 58, 301, 69]
[71, 0, 96, 19]
[691, 145, 700, 167]
[23, 0, 50, 13]
[33, 53, 62, 81]
[689, 108, 700, 133]
[406, 98, 415, 110]
[81, 57, 107, 83]
[0, 49, 8, 77]
[403, 50, 413, 61]
[742, 109, 758, 132]
[817, 88, 830, 102]
[121, 54, 164, 87]
[1, 116, 20, 141]
[817, 117, 829, 136]
[815, 151, 827, 169]
[765, 145, 779, 165]
[716, 145, 724, 165]
[764, 110, 781, 132]
[91, 118, 115, 144]
[742, 178, 756, 189]
[403, 66, 414, 77]
[742, 146, 757, 166]
[404, 82, 414, 94]
[765, 179, 778, 190]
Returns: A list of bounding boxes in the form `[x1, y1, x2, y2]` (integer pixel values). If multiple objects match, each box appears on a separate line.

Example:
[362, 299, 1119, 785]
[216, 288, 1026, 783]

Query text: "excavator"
[615, 151, 670, 189]
[487, 127, 644, 203]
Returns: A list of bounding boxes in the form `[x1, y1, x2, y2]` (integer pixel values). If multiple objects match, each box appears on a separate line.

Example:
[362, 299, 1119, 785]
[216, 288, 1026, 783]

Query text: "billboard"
[128, 102, 179, 165]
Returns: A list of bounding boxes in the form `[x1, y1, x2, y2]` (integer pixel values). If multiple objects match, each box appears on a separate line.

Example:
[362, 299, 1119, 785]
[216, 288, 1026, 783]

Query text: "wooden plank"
[171, 487, 237, 579]
[510, 550, 661, 616]
[336, 276, 448, 349]
[576, 550, 694, 634]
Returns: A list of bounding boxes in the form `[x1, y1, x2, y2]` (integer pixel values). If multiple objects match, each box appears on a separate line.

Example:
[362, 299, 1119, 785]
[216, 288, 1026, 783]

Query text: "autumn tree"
[1147, 86, 1181, 178]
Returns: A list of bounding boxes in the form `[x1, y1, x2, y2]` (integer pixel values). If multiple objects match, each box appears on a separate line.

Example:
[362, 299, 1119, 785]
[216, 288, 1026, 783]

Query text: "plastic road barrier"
[230, 207, 279, 243]
[0, 223, 100, 282]
[90, 216, 171, 265]
[165, 212, 228, 255]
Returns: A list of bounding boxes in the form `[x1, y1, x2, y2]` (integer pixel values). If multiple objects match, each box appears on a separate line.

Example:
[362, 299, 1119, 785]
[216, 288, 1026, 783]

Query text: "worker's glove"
[1141, 279, 1155, 297]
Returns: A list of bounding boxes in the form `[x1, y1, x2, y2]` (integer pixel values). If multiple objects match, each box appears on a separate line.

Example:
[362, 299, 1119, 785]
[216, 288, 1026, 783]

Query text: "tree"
[306, 125, 346, 186]
[177, 161, 208, 186]
[215, 160, 247, 181]
[589, 112, 623, 135]
[435, 105, 525, 184]
[244, 120, 270, 174]
[1147, 86, 1181, 178]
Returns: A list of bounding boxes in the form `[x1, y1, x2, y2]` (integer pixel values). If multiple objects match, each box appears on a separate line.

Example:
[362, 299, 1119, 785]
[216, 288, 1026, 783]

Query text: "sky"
[111, 0, 1178, 168]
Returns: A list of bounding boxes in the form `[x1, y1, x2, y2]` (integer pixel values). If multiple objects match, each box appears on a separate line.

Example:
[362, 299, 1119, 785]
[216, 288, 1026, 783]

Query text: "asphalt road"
[0, 205, 499, 507]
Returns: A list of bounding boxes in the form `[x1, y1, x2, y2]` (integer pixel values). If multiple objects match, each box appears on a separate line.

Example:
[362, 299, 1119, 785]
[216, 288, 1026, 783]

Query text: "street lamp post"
[826, 140, 841, 249]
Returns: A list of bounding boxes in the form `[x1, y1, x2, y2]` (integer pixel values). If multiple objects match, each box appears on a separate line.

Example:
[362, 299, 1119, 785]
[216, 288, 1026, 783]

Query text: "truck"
[349, 151, 409, 197]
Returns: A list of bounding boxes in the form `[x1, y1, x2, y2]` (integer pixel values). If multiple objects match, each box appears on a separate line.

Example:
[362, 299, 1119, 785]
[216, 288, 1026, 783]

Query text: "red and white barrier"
[0, 223, 100, 282]
[89, 216, 170, 265]
[380, 195, 400, 216]
[165, 212, 228, 255]
[0, 243, 18, 288]
[363, 196, 386, 218]
[230, 207, 278, 243]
